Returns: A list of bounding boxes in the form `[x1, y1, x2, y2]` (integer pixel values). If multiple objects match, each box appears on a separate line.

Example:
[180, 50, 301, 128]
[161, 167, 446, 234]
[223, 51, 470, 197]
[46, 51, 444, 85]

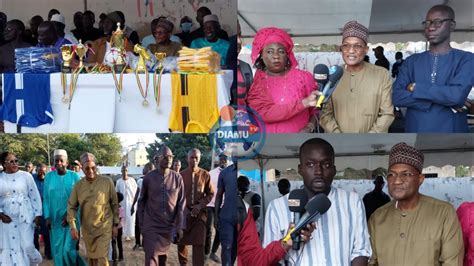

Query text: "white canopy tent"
[239, 134, 474, 172]
[239, 0, 474, 44]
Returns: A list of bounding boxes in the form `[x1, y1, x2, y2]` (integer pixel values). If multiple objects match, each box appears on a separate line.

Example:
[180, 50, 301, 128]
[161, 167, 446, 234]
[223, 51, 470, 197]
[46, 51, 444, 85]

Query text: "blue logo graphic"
[209, 105, 266, 161]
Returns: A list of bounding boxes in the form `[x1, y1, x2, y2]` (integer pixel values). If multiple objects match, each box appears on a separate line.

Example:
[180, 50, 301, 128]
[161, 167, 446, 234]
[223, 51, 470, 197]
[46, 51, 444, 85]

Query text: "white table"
[1, 71, 232, 133]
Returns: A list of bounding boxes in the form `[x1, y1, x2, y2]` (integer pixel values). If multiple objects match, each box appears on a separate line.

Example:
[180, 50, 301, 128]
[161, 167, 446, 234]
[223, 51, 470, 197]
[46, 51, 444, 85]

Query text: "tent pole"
[84, 0, 87, 11]
[238, 11, 258, 34]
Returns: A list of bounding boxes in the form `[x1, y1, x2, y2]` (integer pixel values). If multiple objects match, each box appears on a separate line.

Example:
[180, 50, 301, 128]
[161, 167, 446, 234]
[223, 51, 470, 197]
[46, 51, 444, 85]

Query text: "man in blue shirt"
[37, 21, 71, 49]
[191, 14, 229, 66]
[214, 161, 238, 266]
[392, 4, 474, 132]
[33, 163, 52, 260]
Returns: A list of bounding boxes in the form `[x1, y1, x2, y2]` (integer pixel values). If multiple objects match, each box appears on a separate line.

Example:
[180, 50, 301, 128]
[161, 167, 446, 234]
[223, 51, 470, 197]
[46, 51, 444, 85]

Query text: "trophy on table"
[153, 52, 167, 112]
[110, 22, 127, 99]
[133, 44, 151, 106]
[75, 40, 88, 70]
[60, 45, 75, 103]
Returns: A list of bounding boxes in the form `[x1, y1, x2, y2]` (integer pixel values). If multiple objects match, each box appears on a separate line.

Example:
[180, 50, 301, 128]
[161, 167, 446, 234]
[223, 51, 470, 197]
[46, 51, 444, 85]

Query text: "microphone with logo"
[287, 189, 309, 250]
[313, 64, 329, 91]
[282, 193, 332, 245]
[316, 65, 344, 108]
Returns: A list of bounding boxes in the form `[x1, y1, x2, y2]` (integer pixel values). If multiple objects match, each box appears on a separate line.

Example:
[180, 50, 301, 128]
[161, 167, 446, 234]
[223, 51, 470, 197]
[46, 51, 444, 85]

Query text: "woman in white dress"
[0, 152, 43, 265]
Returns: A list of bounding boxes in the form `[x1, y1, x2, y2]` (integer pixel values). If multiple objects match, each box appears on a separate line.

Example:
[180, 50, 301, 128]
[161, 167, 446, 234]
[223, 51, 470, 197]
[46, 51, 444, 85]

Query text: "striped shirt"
[263, 187, 372, 266]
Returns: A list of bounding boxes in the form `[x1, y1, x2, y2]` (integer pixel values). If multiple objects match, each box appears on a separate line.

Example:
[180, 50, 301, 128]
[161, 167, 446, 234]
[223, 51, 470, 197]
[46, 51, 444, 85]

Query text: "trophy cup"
[111, 22, 126, 72]
[60, 45, 74, 72]
[75, 40, 88, 69]
[133, 44, 151, 106]
[60, 45, 75, 103]
[153, 52, 167, 112]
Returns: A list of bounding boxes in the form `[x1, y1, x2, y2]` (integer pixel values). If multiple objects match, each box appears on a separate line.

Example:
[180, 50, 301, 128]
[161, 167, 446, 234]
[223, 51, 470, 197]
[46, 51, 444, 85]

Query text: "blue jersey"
[0, 73, 54, 127]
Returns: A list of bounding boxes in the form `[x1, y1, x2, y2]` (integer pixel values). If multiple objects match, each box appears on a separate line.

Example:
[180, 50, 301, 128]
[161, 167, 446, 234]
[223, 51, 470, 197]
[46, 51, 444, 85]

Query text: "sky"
[116, 133, 159, 153]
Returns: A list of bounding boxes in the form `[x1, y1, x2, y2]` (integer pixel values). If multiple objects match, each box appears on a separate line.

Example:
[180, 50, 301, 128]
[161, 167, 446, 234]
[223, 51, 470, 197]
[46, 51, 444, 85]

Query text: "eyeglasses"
[341, 43, 365, 52]
[386, 171, 417, 181]
[4, 159, 19, 164]
[422, 19, 454, 28]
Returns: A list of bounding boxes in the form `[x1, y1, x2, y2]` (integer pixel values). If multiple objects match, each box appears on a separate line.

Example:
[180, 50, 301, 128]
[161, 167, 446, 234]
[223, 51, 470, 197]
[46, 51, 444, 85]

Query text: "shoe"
[210, 253, 221, 263]
[132, 244, 140, 250]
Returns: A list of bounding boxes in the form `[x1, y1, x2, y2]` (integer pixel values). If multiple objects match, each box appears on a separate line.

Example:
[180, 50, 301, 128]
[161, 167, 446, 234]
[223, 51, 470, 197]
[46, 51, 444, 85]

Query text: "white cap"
[53, 149, 68, 159]
[203, 14, 219, 24]
[51, 14, 65, 25]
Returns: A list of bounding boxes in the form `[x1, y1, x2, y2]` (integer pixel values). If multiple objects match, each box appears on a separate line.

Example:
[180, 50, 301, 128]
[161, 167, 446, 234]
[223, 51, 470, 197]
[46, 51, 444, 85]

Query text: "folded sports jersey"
[0, 73, 54, 127]
[169, 73, 219, 133]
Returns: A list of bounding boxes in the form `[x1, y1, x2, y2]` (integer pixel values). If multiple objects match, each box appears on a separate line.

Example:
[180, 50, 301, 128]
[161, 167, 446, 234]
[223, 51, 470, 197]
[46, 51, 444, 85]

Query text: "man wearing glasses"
[393, 5, 474, 133]
[320, 21, 394, 133]
[368, 142, 464, 265]
[137, 146, 186, 266]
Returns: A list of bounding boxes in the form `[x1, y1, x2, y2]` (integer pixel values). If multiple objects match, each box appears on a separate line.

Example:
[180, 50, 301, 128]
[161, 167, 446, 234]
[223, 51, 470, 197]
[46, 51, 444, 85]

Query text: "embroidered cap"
[53, 149, 68, 159]
[342, 21, 369, 44]
[389, 142, 424, 173]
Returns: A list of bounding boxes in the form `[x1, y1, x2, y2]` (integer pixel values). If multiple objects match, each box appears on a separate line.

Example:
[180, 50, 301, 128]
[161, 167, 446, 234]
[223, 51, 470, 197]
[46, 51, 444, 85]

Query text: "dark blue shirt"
[33, 173, 45, 199]
[217, 163, 238, 220]
[393, 49, 474, 132]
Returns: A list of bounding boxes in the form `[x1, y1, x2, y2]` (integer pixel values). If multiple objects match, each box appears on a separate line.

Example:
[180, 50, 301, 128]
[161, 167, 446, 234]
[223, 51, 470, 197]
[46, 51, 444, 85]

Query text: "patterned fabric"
[389, 142, 424, 172]
[251, 27, 298, 69]
[264, 187, 371, 265]
[342, 21, 369, 43]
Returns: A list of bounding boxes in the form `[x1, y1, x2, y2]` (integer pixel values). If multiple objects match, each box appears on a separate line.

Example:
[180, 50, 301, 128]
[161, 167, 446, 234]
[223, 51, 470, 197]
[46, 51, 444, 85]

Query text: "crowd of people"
[0, 146, 240, 266]
[236, 4, 474, 133]
[237, 139, 472, 266]
[0, 5, 233, 73]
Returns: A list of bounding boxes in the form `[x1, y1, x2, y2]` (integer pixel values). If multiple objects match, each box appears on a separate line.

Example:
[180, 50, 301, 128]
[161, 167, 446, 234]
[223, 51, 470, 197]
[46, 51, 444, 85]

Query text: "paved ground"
[38, 236, 222, 266]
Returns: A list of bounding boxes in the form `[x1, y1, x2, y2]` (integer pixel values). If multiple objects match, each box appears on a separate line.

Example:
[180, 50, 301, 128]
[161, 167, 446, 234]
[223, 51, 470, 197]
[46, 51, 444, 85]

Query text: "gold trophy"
[68, 40, 88, 109]
[75, 40, 88, 69]
[153, 52, 167, 112]
[60, 45, 75, 103]
[133, 44, 151, 106]
[60, 45, 74, 70]
[111, 22, 126, 71]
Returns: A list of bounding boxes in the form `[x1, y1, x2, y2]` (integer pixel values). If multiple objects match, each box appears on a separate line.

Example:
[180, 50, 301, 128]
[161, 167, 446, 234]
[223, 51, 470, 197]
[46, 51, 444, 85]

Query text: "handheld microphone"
[287, 189, 308, 250]
[282, 193, 331, 243]
[313, 64, 329, 91]
[316, 65, 344, 108]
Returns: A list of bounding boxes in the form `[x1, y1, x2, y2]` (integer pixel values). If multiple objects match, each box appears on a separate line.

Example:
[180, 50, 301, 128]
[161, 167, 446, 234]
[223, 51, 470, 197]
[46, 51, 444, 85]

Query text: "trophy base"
[114, 64, 126, 73]
[61, 66, 72, 73]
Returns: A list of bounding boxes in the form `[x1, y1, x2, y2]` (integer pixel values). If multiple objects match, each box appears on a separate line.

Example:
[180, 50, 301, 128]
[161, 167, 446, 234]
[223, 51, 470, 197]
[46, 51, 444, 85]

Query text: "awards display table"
[1, 70, 232, 133]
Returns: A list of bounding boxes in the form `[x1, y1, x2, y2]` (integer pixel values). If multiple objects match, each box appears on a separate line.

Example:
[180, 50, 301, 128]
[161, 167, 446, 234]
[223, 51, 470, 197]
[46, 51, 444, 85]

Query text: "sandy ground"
[38, 235, 222, 266]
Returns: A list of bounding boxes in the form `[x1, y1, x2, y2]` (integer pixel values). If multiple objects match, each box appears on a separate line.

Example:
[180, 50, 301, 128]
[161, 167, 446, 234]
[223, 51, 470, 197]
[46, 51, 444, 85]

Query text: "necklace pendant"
[142, 99, 149, 107]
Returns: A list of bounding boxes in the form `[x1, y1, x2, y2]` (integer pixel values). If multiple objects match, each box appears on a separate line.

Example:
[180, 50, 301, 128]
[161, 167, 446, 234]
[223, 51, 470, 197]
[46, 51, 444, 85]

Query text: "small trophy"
[133, 44, 151, 106]
[60, 45, 75, 103]
[75, 40, 88, 69]
[111, 22, 126, 72]
[60, 45, 74, 72]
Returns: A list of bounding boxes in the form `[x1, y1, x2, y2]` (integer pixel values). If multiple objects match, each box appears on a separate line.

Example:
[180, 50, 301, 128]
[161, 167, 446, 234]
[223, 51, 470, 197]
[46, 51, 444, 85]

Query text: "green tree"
[0, 134, 123, 167]
[147, 134, 213, 170]
[83, 134, 122, 166]
[0, 134, 49, 165]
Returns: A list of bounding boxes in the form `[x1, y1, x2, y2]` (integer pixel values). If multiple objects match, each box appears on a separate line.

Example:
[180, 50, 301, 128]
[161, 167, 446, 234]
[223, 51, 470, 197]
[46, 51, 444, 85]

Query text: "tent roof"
[239, 0, 474, 43]
[251, 134, 473, 163]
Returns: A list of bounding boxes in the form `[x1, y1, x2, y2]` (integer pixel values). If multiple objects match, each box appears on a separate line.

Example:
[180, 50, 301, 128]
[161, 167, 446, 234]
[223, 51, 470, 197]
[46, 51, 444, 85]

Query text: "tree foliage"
[146, 134, 213, 170]
[0, 134, 122, 167]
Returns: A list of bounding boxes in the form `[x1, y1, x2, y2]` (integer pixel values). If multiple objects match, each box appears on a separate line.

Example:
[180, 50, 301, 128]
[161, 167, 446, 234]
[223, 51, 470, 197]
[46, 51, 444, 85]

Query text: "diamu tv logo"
[209, 105, 266, 161]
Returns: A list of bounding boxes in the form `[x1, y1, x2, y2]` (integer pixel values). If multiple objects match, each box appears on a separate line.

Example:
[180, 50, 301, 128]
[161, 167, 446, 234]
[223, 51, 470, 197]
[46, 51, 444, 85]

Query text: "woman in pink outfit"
[457, 202, 473, 266]
[246, 27, 320, 133]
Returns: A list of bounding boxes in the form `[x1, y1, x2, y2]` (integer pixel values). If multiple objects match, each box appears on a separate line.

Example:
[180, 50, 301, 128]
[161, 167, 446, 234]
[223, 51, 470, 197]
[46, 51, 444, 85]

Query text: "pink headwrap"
[251, 27, 298, 69]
